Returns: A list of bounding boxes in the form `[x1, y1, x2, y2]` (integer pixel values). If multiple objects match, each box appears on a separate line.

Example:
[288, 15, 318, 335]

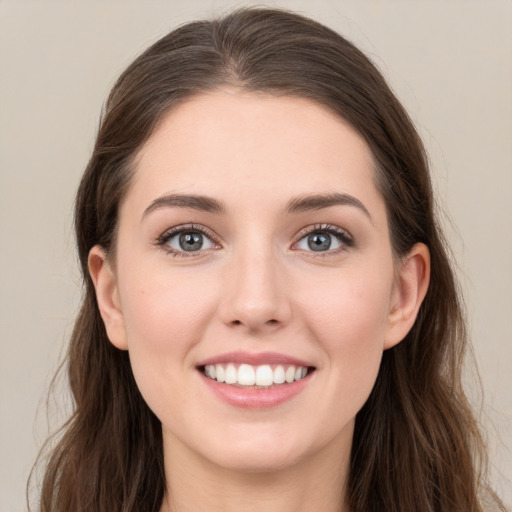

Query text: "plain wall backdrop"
[1, 1, 511, 510]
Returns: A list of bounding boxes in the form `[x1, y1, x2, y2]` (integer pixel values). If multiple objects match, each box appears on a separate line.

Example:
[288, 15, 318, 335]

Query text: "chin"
[210, 448, 304, 474]
[194, 428, 320, 474]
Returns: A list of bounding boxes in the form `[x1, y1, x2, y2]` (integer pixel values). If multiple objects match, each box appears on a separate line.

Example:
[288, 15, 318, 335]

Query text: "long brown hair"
[31, 8, 505, 512]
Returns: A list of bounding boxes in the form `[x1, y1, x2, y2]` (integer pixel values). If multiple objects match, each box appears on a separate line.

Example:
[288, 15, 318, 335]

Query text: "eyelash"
[293, 224, 354, 255]
[155, 224, 220, 258]
[155, 223, 354, 258]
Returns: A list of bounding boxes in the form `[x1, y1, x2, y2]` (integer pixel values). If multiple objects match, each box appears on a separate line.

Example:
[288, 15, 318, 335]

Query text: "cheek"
[298, 262, 393, 394]
[116, 265, 219, 396]
[116, 269, 221, 425]
[301, 263, 392, 343]
[119, 266, 216, 351]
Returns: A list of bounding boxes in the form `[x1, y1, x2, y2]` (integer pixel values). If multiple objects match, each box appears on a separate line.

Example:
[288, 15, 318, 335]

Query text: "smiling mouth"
[199, 363, 315, 388]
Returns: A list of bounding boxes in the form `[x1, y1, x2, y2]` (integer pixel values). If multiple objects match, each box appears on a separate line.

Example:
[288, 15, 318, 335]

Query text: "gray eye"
[179, 232, 203, 251]
[166, 230, 215, 252]
[295, 231, 343, 252]
[307, 233, 332, 251]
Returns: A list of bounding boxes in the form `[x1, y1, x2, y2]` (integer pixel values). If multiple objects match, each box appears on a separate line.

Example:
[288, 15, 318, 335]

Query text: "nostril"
[229, 318, 279, 328]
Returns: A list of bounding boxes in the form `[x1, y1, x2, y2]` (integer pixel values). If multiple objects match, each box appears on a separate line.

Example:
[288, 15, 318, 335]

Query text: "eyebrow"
[142, 191, 372, 221]
[142, 193, 226, 219]
[285, 192, 372, 221]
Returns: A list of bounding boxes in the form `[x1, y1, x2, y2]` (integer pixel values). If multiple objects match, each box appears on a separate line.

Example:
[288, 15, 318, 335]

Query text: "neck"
[159, 430, 352, 512]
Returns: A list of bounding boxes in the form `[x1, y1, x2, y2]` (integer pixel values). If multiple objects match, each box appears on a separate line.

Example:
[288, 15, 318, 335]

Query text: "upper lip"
[196, 351, 313, 368]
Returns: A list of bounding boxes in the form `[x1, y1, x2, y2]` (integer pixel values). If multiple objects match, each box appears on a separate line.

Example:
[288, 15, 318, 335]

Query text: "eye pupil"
[307, 233, 331, 251]
[179, 232, 203, 251]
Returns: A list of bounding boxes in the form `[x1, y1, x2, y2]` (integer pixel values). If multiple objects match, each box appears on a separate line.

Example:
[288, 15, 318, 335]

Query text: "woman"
[33, 7, 506, 512]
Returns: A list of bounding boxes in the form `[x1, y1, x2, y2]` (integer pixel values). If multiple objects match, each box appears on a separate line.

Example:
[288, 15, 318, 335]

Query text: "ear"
[88, 245, 128, 350]
[384, 243, 430, 350]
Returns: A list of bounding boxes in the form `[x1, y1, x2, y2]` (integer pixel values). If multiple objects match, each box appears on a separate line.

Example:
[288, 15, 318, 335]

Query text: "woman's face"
[91, 90, 427, 473]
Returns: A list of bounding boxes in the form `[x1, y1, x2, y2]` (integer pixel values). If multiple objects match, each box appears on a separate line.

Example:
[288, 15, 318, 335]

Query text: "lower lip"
[200, 372, 313, 409]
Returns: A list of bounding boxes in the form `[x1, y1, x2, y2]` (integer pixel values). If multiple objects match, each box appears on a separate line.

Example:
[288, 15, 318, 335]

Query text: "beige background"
[1, 1, 511, 510]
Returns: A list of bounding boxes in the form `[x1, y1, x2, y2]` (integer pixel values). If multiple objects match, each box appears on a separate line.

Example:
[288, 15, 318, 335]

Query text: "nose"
[218, 245, 292, 333]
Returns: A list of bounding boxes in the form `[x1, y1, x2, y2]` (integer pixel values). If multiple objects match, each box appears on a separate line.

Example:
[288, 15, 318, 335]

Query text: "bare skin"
[89, 90, 430, 512]
[160, 426, 351, 512]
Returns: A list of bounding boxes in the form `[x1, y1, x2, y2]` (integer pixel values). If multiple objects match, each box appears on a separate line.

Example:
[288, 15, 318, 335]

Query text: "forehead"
[127, 90, 384, 217]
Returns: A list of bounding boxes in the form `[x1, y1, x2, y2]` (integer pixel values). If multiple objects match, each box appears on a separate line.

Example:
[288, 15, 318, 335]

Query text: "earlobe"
[88, 245, 128, 351]
[384, 243, 430, 350]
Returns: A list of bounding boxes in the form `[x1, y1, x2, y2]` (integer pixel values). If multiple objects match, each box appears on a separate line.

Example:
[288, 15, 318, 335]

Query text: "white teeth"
[273, 365, 286, 384]
[255, 365, 273, 386]
[285, 366, 296, 383]
[237, 364, 256, 386]
[225, 363, 237, 384]
[204, 363, 310, 387]
[215, 364, 225, 383]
